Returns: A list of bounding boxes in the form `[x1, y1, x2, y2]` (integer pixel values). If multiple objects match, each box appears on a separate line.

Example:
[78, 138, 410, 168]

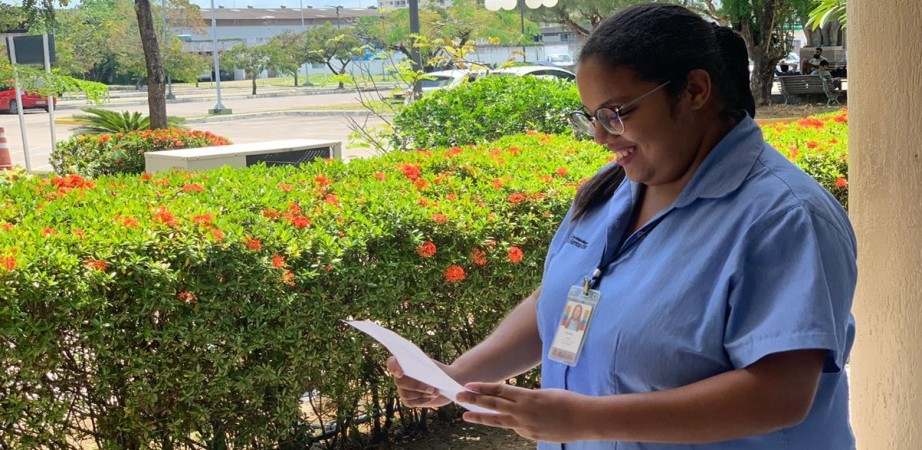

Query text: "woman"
[388, 4, 857, 449]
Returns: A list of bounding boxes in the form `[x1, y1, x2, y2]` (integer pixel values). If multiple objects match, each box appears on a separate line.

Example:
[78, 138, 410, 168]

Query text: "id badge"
[548, 285, 601, 367]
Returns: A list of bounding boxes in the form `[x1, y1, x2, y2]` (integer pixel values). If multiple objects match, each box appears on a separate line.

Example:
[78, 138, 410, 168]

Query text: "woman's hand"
[386, 356, 453, 409]
[457, 383, 591, 443]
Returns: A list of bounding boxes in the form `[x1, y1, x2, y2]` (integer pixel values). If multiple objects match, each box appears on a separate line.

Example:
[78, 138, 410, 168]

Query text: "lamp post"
[162, 0, 175, 100]
[324, 5, 342, 29]
[300, 0, 312, 86]
[209, 0, 231, 114]
[484, 0, 558, 62]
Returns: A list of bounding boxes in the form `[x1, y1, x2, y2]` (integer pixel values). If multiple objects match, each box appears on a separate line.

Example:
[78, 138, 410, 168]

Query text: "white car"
[488, 65, 576, 82]
[394, 69, 483, 103]
[547, 54, 575, 68]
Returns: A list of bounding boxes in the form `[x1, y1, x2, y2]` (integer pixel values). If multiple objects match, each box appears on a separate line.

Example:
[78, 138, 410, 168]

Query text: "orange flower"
[153, 207, 178, 227]
[432, 213, 448, 224]
[85, 258, 108, 271]
[277, 183, 293, 192]
[401, 163, 422, 181]
[324, 194, 340, 206]
[42, 227, 57, 237]
[470, 248, 487, 266]
[507, 246, 524, 264]
[120, 216, 140, 228]
[315, 175, 331, 186]
[525, 130, 538, 136]
[290, 216, 311, 229]
[492, 179, 504, 190]
[182, 183, 205, 193]
[417, 241, 437, 258]
[210, 228, 225, 242]
[1, 255, 16, 271]
[444, 265, 466, 283]
[806, 141, 818, 149]
[192, 214, 213, 226]
[556, 167, 569, 177]
[835, 177, 848, 188]
[272, 254, 287, 269]
[539, 175, 553, 183]
[141, 172, 153, 181]
[263, 208, 281, 220]
[417, 198, 431, 207]
[445, 146, 463, 157]
[446, 193, 458, 201]
[246, 237, 262, 250]
[1, 223, 14, 231]
[281, 270, 296, 286]
[178, 291, 196, 304]
[414, 178, 429, 190]
[834, 115, 848, 124]
[374, 171, 387, 181]
[508, 193, 526, 204]
[72, 229, 86, 238]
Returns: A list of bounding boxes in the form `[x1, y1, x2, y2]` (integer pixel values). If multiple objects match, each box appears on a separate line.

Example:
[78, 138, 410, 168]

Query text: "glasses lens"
[569, 112, 595, 137]
[595, 109, 624, 136]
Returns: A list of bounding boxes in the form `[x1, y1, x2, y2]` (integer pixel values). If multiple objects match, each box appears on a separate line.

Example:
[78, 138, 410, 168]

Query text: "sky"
[188, 0, 375, 8]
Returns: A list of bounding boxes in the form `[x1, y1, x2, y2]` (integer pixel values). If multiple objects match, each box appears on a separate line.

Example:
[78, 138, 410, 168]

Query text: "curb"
[184, 110, 395, 124]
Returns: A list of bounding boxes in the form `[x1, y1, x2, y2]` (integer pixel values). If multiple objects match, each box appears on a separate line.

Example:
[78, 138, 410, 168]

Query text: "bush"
[0, 133, 611, 449]
[760, 109, 849, 209]
[71, 108, 187, 136]
[50, 128, 231, 178]
[392, 75, 582, 149]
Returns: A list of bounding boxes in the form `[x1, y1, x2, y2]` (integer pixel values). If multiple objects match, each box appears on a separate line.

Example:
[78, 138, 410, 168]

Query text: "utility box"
[144, 139, 342, 173]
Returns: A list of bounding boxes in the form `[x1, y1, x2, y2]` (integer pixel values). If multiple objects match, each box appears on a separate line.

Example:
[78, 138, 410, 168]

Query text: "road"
[0, 89, 388, 172]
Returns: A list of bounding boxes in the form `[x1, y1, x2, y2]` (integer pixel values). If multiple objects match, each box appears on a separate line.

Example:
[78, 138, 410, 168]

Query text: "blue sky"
[188, 0, 374, 8]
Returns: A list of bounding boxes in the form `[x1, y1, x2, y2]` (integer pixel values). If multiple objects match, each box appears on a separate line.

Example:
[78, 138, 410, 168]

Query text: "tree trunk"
[134, 0, 168, 129]
[294, 72, 299, 87]
[251, 76, 257, 95]
[735, 0, 789, 106]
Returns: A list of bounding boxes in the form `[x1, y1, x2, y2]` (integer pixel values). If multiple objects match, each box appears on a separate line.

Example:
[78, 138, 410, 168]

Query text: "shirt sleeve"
[723, 206, 857, 372]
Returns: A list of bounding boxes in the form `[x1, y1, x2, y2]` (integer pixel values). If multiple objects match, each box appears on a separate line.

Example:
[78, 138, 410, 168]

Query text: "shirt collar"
[671, 114, 765, 208]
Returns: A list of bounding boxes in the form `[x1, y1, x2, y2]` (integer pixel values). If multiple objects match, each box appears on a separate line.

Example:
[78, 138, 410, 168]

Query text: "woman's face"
[576, 59, 711, 190]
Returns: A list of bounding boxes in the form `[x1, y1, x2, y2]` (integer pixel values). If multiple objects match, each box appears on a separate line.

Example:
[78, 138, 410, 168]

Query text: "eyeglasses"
[569, 81, 671, 137]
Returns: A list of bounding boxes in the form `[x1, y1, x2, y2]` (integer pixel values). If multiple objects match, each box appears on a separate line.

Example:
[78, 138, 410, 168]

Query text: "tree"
[221, 42, 278, 95]
[267, 31, 306, 87]
[304, 23, 363, 90]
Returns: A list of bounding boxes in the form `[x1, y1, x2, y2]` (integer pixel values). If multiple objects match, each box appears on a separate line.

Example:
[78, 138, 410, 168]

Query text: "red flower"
[432, 213, 448, 224]
[417, 241, 437, 258]
[806, 141, 818, 149]
[556, 167, 569, 177]
[492, 179, 504, 190]
[324, 194, 340, 206]
[401, 163, 422, 181]
[446, 193, 458, 201]
[182, 183, 205, 193]
[290, 216, 311, 229]
[153, 207, 179, 227]
[444, 265, 466, 283]
[246, 237, 262, 250]
[178, 291, 196, 304]
[85, 258, 108, 271]
[374, 171, 387, 181]
[192, 214, 213, 226]
[470, 248, 488, 266]
[315, 175, 331, 186]
[1, 223, 14, 231]
[278, 183, 293, 192]
[140, 172, 152, 181]
[507, 246, 524, 264]
[210, 228, 225, 242]
[830, 138, 840, 144]
[834, 115, 848, 124]
[72, 229, 86, 238]
[445, 146, 463, 157]
[417, 198, 430, 207]
[1, 255, 16, 271]
[272, 254, 287, 269]
[42, 227, 57, 237]
[835, 177, 848, 188]
[508, 193, 526, 204]
[525, 130, 538, 136]
[281, 270, 296, 286]
[539, 174, 553, 183]
[414, 178, 429, 190]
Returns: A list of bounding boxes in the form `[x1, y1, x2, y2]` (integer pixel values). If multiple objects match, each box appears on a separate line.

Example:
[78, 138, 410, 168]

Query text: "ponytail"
[571, 164, 626, 222]
[712, 24, 756, 119]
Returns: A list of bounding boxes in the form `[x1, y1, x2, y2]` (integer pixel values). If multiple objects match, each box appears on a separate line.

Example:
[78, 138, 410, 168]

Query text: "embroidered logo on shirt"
[567, 235, 589, 249]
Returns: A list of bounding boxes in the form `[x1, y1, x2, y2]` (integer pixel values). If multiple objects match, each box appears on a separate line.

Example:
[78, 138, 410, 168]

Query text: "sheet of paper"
[346, 320, 495, 414]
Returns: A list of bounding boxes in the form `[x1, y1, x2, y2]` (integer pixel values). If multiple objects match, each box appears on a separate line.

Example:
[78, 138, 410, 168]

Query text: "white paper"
[346, 320, 496, 414]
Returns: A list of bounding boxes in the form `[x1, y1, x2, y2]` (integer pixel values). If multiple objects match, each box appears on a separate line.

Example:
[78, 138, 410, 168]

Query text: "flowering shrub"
[49, 128, 231, 178]
[0, 133, 610, 448]
[760, 109, 849, 209]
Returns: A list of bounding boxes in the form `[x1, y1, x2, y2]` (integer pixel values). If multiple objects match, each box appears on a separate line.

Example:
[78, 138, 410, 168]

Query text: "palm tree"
[807, 0, 846, 30]
[71, 108, 185, 136]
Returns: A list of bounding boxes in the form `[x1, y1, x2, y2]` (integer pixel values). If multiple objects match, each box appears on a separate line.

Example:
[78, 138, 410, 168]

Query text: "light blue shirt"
[536, 116, 857, 450]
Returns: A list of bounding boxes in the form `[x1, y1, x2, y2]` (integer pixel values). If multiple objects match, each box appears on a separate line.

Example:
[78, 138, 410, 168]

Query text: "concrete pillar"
[848, 0, 922, 448]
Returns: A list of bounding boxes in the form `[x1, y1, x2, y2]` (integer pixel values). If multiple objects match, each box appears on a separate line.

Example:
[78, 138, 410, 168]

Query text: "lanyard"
[582, 208, 669, 295]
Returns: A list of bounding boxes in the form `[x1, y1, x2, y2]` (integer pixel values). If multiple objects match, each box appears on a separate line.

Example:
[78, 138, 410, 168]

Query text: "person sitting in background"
[811, 60, 842, 89]
[805, 47, 829, 73]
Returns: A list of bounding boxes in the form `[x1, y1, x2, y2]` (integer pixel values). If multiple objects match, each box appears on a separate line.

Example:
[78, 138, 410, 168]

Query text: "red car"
[0, 85, 56, 114]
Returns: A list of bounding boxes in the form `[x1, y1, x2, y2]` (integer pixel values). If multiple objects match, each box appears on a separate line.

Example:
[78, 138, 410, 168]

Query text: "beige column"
[848, 0, 922, 448]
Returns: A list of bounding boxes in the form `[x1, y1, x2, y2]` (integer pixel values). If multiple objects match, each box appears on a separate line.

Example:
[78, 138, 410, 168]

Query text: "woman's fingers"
[387, 356, 450, 408]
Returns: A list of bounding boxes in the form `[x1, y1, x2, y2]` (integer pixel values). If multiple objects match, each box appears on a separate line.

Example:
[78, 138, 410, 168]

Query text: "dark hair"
[570, 3, 754, 221]
[819, 60, 830, 67]
[815, 47, 824, 52]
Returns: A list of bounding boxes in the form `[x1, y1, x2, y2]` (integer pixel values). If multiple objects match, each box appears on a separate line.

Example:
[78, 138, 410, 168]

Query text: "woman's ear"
[684, 69, 713, 111]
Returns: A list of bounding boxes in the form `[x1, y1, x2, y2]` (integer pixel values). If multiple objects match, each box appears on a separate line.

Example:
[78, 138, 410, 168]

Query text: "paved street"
[0, 89, 388, 171]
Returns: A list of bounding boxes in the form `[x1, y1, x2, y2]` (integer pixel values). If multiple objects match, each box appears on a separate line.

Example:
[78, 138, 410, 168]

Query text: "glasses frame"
[569, 81, 672, 137]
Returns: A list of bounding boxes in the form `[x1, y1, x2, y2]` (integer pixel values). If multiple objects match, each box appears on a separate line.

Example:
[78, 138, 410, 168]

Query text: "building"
[377, 0, 452, 9]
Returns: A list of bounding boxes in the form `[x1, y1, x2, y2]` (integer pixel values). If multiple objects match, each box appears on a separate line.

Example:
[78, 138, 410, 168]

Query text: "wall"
[849, 0, 922, 448]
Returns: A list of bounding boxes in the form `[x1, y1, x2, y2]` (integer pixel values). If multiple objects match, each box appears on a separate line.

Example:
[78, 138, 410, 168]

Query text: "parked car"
[489, 65, 576, 82]
[395, 65, 575, 103]
[546, 54, 575, 68]
[0, 85, 56, 114]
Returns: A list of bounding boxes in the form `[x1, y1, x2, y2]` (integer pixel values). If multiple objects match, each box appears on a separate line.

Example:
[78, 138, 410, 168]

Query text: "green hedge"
[392, 75, 582, 150]
[0, 133, 610, 449]
[50, 128, 231, 178]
